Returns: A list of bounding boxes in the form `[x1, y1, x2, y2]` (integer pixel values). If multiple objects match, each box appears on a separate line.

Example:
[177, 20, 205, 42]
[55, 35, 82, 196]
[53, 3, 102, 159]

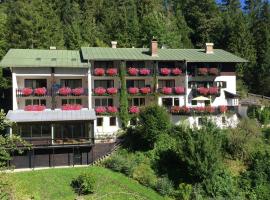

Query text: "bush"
[71, 173, 95, 195]
[175, 183, 193, 200]
[132, 163, 157, 188]
[156, 176, 175, 196]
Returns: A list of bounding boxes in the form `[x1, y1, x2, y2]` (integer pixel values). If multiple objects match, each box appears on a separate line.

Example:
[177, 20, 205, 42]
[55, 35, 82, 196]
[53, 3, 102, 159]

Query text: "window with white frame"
[94, 80, 114, 88]
[25, 99, 46, 106]
[60, 79, 82, 88]
[215, 81, 227, 88]
[94, 98, 113, 107]
[126, 80, 145, 88]
[162, 97, 179, 107]
[62, 99, 82, 105]
[25, 79, 47, 88]
[158, 80, 175, 88]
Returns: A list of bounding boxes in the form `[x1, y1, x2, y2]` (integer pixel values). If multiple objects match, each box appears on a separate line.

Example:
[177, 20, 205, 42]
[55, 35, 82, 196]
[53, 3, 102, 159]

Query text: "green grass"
[8, 166, 166, 200]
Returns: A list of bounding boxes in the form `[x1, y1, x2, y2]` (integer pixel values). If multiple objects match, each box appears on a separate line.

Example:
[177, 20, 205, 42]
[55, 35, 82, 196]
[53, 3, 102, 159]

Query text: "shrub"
[71, 173, 95, 195]
[132, 163, 157, 188]
[175, 183, 193, 200]
[156, 176, 175, 196]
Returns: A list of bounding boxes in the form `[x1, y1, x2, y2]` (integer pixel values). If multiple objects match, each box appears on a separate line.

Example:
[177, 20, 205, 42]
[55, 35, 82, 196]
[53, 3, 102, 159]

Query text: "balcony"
[128, 87, 152, 96]
[169, 105, 235, 115]
[16, 88, 51, 97]
[158, 68, 183, 76]
[92, 87, 118, 96]
[192, 87, 220, 97]
[158, 86, 185, 95]
[93, 68, 118, 77]
[127, 68, 153, 77]
[188, 68, 220, 81]
[95, 106, 118, 115]
[53, 87, 88, 96]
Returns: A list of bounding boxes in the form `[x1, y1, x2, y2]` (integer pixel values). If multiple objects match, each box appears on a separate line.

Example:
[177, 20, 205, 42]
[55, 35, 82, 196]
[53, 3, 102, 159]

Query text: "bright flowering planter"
[106, 68, 118, 76]
[24, 105, 46, 111]
[174, 87, 185, 94]
[193, 107, 205, 113]
[94, 68, 105, 76]
[34, 87, 47, 96]
[172, 68, 182, 75]
[171, 106, 190, 114]
[208, 87, 219, 95]
[22, 88, 33, 96]
[219, 105, 228, 113]
[128, 87, 139, 94]
[95, 106, 107, 114]
[62, 104, 82, 110]
[171, 106, 181, 113]
[205, 106, 215, 113]
[208, 68, 219, 75]
[139, 68, 150, 76]
[107, 87, 118, 95]
[94, 87, 106, 95]
[198, 68, 208, 75]
[128, 68, 139, 76]
[107, 106, 118, 113]
[72, 87, 84, 96]
[140, 87, 151, 94]
[160, 68, 171, 76]
[59, 87, 72, 96]
[129, 106, 139, 114]
[197, 87, 209, 96]
[162, 87, 172, 94]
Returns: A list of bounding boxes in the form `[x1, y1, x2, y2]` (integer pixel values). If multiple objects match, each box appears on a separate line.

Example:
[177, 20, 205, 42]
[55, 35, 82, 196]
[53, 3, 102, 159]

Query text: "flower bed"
[162, 87, 172, 94]
[94, 68, 105, 76]
[22, 88, 33, 96]
[198, 68, 208, 75]
[174, 86, 185, 94]
[107, 106, 118, 113]
[106, 68, 118, 76]
[95, 106, 107, 114]
[140, 87, 151, 94]
[128, 87, 139, 95]
[94, 87, 106, 95]
[208, 87, 219, 95]
[172, 68, 182, 75]
[208, 68, 219, 75]
[139, 68, 150, 76]
[34, 87, 47, 96]
[160, 68, 171, 76]
[72, 87, 84, 96]
[129, 106, 139, 114]
[62, 104, 82, 110]
[197, 87, 209, 96]
[219, 105, 228, 113]
[107, 87, 118, 95]
[24, 105, 46, 111]
[58, 87, 72, 96]
[128, 68, 139, 76]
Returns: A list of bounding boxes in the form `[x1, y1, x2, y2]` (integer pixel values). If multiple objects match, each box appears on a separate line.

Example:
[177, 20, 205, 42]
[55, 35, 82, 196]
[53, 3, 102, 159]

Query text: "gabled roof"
[0, 49, 88, 68]
[81, 47, 248, 63]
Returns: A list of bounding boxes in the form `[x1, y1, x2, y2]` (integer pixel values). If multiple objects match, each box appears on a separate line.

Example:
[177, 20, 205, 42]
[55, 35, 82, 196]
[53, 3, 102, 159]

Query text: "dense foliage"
[71, 172, 95, 195]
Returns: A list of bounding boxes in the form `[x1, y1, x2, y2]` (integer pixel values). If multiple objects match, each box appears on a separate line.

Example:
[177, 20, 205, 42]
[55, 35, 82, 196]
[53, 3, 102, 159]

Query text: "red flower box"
[197, 87, 209, 96]
[62, 104, 82, 110]
[128, 68, 139, 76]
[94, 87, 106, 95]
[128, 87, 139, 94]
[94, 68, 105, 76]
[139, 68, 150, 76]
[174, 87, 185, 94]
[58, 87, 72, 96]
[172, 68, 182, 75]
[107, 106, 118, 113]
[22, 88, 33, 96]
[95, 106, 106, 114]
[129, 106, 139, 114]
[106, 68, 118, 76]
[162, 87, 172, 94]
[107, 87, 118, 95]
[193, 107, 205, 112]
[171, 106, 190, 114]
[208, 68, 219, 75]
[24, 105, 45, 111]
[34, 87, 47, 96]
[140, 87, 151, 94]
[160, 68, 171, 75]
[180, 106, 190, 113]
[72, 87, 84, 96]
[198, 68, 208, 75]
[205, 106, 215, 113]
[219, 105, 228, 113]
[208, 87, 219, 95]
[171, 106, 181, 113]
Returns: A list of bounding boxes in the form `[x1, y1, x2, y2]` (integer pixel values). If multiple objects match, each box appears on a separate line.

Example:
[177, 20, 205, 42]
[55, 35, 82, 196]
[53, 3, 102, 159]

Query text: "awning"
[224, 90, 239, 98]
[192, 96, 210, 101]
[6, 109, 96, 123]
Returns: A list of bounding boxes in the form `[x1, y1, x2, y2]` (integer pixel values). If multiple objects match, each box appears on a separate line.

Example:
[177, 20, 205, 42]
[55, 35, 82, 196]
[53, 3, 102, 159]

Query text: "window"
[25, 79, 47, 88]
[128, 98, 145, 106]
[60, 79, 82, 88]
[110, 117, 116, 126]
[62, 99, 82, 105]
[94, 80, 114, 88]
[95, 98, 113, 107]
[126, 80, 145, 88]
[158, 80, 175, 88]
[158, 62, 175, 68]
[162, 98, 173, 107]
[126, 61, 145, 68]
[19, 123, 52, 138]
[215, 81, 227, 88]
[97, 118, 103, 126]
[222, 116, 226, 124]
[25, 99, 46, 106]
[54, 122, 88, 139]
[205, 100, 210, 106]
[174, 98, 179, 106]
[191, 100, 197, 105]
[94, 61, 113, 69]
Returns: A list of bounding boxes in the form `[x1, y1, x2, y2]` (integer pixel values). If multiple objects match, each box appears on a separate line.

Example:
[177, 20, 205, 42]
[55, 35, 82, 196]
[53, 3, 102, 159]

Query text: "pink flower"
[139, 68, 150, 76]
[107, 87, 118, 95]
[94, 87, 106, 95]
[219, 105, 228, 113]
[107, 106, 118, 113]
[58, 87, 72, 96]
[174, 87, 185, 94]
[193, 107, 205, 112]
[160, 68, 171, 75]
[72, 87, 84, 96]
[24, 105, 45, 111]
[180, 106, 190, 113]
[34, 87, 47, 96]
[208, 68, 219, 75]
[128, 87, 139, 94]
[198, 68, 208, 75]
[128, 68, 139, 76]
[205, 106, 215, 113]
[94, 68, 105, 76]
[162, 87, 172, 94]
[208, 87, 219, 95]
[129, 106, 139, 114]
[95, 106, 106, 114]
[140, 87, 151, 94]
[106, 68, 118, 76]
[197, 87, 209, 96]
[171, 106, 181, 113]
[22, 88, 33, 96]
[172, 68, 182, 75]
[62, 104, 82, 110]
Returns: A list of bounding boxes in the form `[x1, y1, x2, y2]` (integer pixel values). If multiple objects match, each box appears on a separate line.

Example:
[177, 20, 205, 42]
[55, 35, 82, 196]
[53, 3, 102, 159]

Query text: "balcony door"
[25, 79, 47, 88]
[60, 79, 82, 88]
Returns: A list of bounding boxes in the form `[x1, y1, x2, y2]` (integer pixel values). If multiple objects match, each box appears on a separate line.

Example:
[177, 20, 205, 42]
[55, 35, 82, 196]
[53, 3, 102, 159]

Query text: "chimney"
[205, 43, 214, 54]
[111, 41, 117, 48]
[50, 46, 57, 50]
[150, 38, 158, 57]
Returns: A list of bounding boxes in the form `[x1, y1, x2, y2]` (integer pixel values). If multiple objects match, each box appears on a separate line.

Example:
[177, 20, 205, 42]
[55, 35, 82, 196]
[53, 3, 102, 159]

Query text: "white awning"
[192, 96, 210, 101]
[6, 109, 96, 123]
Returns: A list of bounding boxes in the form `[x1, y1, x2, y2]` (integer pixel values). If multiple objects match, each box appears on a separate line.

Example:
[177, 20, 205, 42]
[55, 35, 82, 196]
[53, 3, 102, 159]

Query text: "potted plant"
[162, 87, 172, 94]
[205, 106, 215, 114]
[22, 88, 33, 96]
[95, 106, 106, 114]
[174, 86, 185, 94]
[128, 68, 139, 76]
[59, 87, 72, 96]
[219, 105, 228, 113]
[208, 68, 219, 75]
[62, 104, 82, 110]
[208, 87, 219, 95]
[197, 87, 209, 96]
[34, 87, 47, 96]
[160, 68, 171, 76]
[171, 106, 181, 114]
[24, 105, 46, 111]
[107, 87, 118, 95]
[198, 68, 208, 75]
[94, 68, 105, 76]
[72, 87, 84, 96]
[94, 87, 106, 95]
[139, 68, 150, 76]
[129, 106, 139, 114]
[172, 68, 182, 75]
[128, 87, 139, 95]
[107, 106, 118, 113]
[106, 68, 118, 76]
[140, 87, 151, 94]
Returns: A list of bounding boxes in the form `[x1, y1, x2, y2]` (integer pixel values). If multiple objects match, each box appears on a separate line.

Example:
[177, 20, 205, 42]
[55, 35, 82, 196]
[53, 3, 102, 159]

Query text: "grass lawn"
[8, 166, 166, 200]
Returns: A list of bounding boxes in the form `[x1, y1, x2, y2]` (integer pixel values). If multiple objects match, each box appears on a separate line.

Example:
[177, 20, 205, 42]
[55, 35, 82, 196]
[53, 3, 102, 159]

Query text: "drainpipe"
[87, 60, 92, 109]
[184, 60, 188, 106]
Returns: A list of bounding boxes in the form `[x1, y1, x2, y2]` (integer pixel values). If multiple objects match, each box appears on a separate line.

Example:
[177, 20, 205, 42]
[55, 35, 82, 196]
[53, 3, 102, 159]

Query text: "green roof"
[0, 49, 88, 68]
[81, 47, 248, 63]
